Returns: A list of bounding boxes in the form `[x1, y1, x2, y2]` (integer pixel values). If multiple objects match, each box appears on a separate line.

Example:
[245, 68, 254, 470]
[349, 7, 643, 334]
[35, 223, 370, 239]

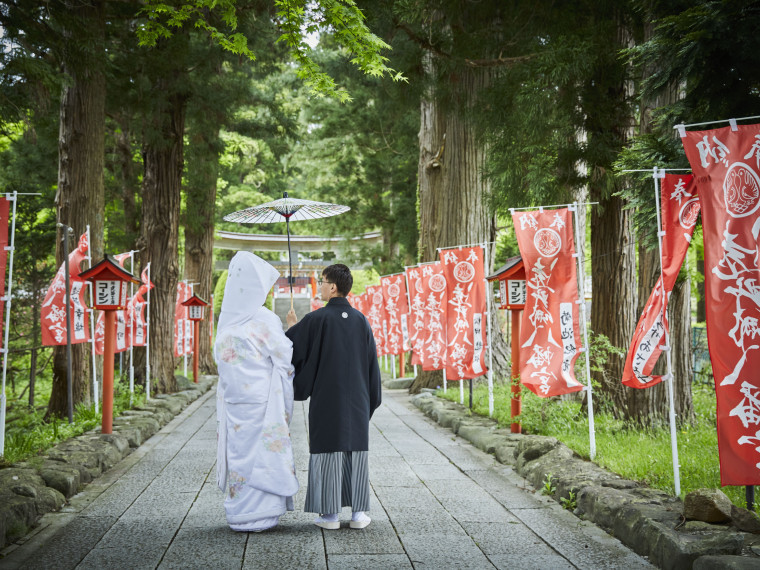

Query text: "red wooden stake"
[510, 309, 522, 434]
[102, 310, 116, 434]
[193, 320, 199, 383]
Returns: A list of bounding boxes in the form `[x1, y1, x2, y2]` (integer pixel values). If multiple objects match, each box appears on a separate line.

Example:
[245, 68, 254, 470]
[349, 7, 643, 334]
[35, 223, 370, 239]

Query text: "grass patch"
[2, 377, 145, 465]
[437, 382, 746, 509]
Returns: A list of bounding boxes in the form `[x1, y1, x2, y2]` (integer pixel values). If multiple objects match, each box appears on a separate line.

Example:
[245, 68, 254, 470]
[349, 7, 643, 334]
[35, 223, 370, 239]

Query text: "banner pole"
[86, 225, 98, 413]
[459, 378, 464, 405]
[572, 202, 596, 460]
[145, 263, 151, 401]
[128, 252, 135, 405]
[653, 167, 682, 497]
[485, 242, 494, 417]
[183, 280, 188, 378]
[0, 192, 18, 455]
[443, 368, 447, 393]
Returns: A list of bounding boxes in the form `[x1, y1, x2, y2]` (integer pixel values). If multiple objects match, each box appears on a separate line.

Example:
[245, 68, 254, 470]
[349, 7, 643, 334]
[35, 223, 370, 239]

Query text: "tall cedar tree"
[50, 0, 106, 418]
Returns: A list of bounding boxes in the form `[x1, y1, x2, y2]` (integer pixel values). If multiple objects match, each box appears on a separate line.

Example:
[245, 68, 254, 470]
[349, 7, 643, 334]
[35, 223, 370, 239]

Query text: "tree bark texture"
[589, 191, 637, 415]
[184, 125, 220, 375]
[669, 275, 694, 423]
[140, 88, 186, 395]
[411, 60, 507, 392]
[621, 17, 693, 425]
[114, 117, 139, 241]
[48, 0, 105, 420]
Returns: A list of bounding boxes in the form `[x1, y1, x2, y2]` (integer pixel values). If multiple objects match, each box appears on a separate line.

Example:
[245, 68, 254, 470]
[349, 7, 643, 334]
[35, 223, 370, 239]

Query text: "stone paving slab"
[0, 387, 655, 569]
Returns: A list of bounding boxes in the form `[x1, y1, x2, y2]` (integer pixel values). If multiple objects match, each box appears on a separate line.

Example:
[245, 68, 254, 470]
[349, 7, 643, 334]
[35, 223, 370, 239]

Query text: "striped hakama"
[303, 451, 370, 514]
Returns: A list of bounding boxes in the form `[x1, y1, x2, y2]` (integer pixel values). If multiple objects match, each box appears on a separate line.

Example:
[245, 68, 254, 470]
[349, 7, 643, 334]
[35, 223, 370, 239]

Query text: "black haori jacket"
[285, 296, 382, 454]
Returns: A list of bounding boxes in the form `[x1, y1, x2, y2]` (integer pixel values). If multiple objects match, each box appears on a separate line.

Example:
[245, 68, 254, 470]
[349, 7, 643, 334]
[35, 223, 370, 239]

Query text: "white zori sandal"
[314, 513, 340, 530]
[350, 512, 371, 529]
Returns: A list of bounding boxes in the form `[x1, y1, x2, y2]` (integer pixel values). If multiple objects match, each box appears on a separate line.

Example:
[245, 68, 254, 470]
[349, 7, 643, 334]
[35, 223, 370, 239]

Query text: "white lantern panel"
[96, 280, 123, 307]
[507, 279, 527, 306]
[189, 305, 203, 320]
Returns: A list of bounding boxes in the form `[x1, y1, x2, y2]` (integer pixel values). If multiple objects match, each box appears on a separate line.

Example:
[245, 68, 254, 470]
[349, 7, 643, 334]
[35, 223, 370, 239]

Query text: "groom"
[286, 263, 382, 530]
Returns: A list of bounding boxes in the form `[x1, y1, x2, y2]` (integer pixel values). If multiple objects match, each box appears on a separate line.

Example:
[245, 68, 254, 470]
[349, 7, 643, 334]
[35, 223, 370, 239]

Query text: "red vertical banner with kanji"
[381, 273, 409, 356]
[129, 268, 154, 347]
[41, 233, 91, 346]
[681, 122, 760, 485]
[0, 199, 9, 350]
[623, 174, 700, 388]
[405, 266, 425, 366]
[174, 282, 190, 357]
[365, 285, 387, 356]
[359, 292, 369, 316]
[511, 209, 584, 397]
[438, 247, 487, 380]
[419, 262, 447, 370]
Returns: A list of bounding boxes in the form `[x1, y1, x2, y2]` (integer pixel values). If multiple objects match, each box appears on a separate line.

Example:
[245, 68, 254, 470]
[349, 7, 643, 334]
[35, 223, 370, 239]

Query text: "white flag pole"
[443, 368, 447, 393]
[653, 166, 682, 497]
[86, 225, 98, 413]
[459, 377, 464, 404]
[183, 279, 188, 378]
[128, 251, 135, 405]
[484, 242, 494, 417]
[145, 262, 151, 401]
[0, 192, 18, 456]
[571, 202, 597, 460]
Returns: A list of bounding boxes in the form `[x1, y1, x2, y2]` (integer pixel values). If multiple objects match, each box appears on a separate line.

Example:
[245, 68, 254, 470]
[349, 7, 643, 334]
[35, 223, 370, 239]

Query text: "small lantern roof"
[181, 293, 209, 308]
[486, 256, 524, 282]
[79, 254, 139, 284]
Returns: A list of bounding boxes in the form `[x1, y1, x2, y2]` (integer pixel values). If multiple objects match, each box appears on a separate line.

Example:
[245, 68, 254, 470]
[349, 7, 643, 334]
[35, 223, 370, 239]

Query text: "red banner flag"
[347, 292, 366, 315]
[129, 267, 154, 348]
[0, 198, 9, 350]
[41, 233, 91, 346]
[381, 273, 409, 356]
[363, 292, 371, 316]
[405, 266, 425, 366]
[365, 285, 387, 356]
[512, 209, 584, 397]
[682, 122, 760, 485]
[438, 246, 488, 380]
[419, 262, 447, 370]
[623, 174, 700, 388]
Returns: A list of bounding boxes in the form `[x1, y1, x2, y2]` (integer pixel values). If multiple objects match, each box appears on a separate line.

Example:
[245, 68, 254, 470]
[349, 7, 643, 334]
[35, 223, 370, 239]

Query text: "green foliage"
[541, 473, 556, 496]
[350, 269, 380, 294]
[137, 0, 403, 102]
[2, 379, 145, 465]
[437, 382, 747, 508]
[561, 490, 577, 511]
[286, 29, 420, 273]
[213, 271, 228, 317]
[274, 0, 404, 102]
[137, 0, 255, 59]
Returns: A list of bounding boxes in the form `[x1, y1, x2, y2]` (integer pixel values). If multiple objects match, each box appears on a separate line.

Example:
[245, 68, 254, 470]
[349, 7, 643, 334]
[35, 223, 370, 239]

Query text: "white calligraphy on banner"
[682, 123, 760, 485]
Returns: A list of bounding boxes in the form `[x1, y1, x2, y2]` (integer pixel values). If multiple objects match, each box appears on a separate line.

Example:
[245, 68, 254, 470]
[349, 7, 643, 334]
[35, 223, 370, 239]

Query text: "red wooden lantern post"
[181, 294, 209, 383]
[80, 256, 138, 435]
[487, 257, 526, 434]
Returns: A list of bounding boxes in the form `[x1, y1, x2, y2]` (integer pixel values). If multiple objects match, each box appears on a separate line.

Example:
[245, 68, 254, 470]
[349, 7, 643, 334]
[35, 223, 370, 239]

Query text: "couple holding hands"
[214, 252, 382, 532]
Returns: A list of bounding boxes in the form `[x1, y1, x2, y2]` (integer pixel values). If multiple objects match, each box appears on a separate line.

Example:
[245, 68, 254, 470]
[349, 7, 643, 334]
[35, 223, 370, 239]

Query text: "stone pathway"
[0, 389, 654, 569]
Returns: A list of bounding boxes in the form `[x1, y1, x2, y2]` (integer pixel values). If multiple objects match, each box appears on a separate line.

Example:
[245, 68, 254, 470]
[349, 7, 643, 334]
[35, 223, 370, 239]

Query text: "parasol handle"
[287, 216, 294, 313]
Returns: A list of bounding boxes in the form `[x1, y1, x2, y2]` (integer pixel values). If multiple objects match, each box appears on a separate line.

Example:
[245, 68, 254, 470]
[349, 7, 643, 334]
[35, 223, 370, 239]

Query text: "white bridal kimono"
[214, 252, 298, 532]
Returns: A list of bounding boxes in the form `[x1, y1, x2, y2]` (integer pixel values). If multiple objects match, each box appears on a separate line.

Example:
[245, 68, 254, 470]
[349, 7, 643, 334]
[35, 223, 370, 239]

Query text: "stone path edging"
[410, 391, 760, 570]
[0, 376, 216, 550]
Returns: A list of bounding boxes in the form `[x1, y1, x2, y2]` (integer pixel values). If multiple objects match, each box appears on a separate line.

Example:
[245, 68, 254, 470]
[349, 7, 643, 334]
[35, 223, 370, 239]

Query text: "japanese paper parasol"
[223, 192, 350, 308]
